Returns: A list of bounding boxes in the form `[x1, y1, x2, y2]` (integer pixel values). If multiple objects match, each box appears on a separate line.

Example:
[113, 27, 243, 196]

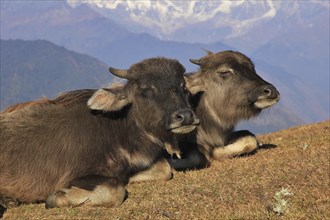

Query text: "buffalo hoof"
[0, 205, 6, 218]
[0, 196, 19, 218]
[45, 190, 69, 209]
[0, 196, 19, 209]
[46, 183, 127, 208]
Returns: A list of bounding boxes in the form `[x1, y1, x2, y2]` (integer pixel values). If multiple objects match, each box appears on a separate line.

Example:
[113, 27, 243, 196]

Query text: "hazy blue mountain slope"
[102, 33, 233, 71]
[1, 0, 131, 61]
[0, 39, 111, 110]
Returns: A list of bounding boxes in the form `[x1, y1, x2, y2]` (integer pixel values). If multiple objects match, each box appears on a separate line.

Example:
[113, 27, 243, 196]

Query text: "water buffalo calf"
[172, 50, 280, 169]
[0, 57, 199, 208]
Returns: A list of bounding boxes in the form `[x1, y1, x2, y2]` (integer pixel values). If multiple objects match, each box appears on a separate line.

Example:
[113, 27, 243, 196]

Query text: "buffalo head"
[186, 50, 280, 125]
[88, 57, 200, 137]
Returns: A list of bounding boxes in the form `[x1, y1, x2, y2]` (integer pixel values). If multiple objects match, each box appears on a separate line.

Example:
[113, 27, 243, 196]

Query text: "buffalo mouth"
[253, 95, 280, 109]
[167, 118, 200, 134]
[170, 124, 199, 134]
[248, 84, 280, 109]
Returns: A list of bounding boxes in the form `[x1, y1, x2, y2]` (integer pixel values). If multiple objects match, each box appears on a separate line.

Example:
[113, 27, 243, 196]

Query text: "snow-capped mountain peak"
[67, 0, 329, 43]
[67, 0, 278, 36]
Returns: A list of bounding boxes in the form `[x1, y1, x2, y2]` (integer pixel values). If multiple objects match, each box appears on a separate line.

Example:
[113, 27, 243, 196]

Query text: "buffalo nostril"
[169, 108, 198, 130]
[176, 113, 185, 122]
[264, 88, 271, 95]
[263, 85, 278, 98]
[174, 109, 194, 123]
[168, 108, 198, 133]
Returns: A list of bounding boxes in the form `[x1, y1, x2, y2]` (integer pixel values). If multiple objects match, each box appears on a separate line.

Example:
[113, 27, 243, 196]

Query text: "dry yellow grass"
[2, 121, 330, 219]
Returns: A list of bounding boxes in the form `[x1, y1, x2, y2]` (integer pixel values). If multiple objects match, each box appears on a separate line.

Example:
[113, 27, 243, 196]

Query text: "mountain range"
[0, 0, 329, 133]
[67, 1, 329, 45]
[0, 39, 110, 108]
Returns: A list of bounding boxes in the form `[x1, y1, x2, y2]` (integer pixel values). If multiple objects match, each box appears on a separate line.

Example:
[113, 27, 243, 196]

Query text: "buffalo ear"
[184, 75, 205, 95]
[87, 88, 131, 112]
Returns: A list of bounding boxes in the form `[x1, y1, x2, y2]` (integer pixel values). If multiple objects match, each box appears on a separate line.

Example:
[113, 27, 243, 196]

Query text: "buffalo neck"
[194, 94, 234, 147]
[92, 108, 165, 159]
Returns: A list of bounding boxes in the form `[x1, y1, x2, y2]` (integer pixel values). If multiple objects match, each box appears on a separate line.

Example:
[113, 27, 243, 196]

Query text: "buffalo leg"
[129, 157, 173, 183]
[45, 175, 126, 208]
[212, 130, 258, 160]
[167, 145, 209, 171]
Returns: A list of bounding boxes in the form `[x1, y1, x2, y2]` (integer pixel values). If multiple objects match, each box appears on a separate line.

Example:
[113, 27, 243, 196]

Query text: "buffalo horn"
[202, 49, 213, 55]
[109, 67, 129, 79]
[189, 58, 202, 66]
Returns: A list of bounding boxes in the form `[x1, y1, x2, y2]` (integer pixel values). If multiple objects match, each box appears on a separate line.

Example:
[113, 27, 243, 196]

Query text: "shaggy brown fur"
[0, 57, 199, 208]
[168, 50, 280, 169]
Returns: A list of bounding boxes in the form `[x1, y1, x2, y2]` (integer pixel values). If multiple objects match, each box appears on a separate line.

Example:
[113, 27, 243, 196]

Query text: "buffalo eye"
[139, 84, 155, 98]
[217, 69, 233, 78]
[119, 95, 126, 100]
[140, 89, 153, 98]
[140, 83, 148, 90]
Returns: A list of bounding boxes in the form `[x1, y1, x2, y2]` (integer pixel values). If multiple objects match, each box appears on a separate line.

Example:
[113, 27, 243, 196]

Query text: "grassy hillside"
[2, 122, 329, 219]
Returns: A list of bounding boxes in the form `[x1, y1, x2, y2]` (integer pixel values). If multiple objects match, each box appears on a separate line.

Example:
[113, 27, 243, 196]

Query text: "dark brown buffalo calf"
[0, 57, 199, 208]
